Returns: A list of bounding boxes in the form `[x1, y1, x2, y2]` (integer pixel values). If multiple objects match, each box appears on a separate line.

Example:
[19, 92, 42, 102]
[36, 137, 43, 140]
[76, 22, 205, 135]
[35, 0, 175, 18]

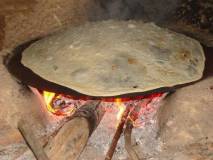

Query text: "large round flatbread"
[21, 20, 205, 96]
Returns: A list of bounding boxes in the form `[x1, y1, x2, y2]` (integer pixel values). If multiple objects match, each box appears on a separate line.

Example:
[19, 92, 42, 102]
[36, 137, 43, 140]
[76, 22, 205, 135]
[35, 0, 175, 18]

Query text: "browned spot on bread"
[112, 64, 117, 70]
[179, 49, 191, 61]
[128, 57, 137, 64]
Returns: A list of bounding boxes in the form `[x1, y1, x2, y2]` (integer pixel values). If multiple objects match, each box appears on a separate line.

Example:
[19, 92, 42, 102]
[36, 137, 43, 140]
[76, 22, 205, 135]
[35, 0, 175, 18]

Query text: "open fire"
[35, 89, 167, 159]
[42, 90, 165, 127]
[28, 86, 167, 160]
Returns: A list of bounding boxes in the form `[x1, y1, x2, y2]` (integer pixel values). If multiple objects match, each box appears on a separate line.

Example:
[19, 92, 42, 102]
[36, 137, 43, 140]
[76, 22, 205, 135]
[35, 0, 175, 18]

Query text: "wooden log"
[124, 120, 140, 160]
[18, 119, 49, 160]
[105, 106, 130, 160]
[45, 100, 104, 160]
[124, 99, 151, 160]
[16, 100, 104, 160]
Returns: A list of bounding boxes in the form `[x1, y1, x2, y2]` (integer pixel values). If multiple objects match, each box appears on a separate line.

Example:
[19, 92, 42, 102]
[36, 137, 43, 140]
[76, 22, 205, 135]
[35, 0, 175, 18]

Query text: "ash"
[80, 95, 166, 160]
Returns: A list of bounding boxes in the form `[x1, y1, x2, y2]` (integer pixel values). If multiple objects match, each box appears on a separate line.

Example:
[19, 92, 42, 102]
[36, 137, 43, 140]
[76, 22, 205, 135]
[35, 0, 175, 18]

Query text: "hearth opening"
[32, 86, 165, 120]
[29, 85, 168, 160]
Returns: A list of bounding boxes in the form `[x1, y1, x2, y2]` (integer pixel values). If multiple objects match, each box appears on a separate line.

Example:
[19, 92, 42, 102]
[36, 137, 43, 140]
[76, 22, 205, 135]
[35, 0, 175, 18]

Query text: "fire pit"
[6, 20, 205, 160]
[31, 87, 166, 160]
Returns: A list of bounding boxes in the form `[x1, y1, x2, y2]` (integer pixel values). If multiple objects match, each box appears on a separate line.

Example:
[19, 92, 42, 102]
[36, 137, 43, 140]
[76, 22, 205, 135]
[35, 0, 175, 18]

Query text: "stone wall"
[0, 0, 98, 50]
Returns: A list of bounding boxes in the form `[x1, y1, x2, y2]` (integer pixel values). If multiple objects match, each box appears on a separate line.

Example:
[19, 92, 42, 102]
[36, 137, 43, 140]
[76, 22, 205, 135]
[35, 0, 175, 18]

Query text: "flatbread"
[21, 20, 205, 96]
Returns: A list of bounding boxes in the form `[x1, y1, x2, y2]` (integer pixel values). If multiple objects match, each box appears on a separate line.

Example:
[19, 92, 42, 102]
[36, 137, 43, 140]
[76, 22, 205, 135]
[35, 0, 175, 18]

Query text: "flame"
[43, 91, 56, 114]
[115, 98, 126, 120]
[41, 89, 165, 123]
[42, 91, 128, 119]
[42, 91, 78, 116]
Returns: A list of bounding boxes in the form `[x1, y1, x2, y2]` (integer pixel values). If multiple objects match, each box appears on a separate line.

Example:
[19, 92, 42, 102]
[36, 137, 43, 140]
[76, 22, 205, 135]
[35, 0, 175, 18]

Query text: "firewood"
[17, 100, 103, 160]
[105, 106, 130, 160]
[18, 119, 49, 160]
[45, 100, 104, 160]
[124, 100, 151, 160]
[124, 119, 140, 160]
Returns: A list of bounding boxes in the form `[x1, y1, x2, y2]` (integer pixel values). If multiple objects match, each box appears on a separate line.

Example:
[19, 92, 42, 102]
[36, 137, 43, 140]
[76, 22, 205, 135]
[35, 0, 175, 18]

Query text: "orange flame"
[42, 91, 77, 116]
[115, 98, 126, 121]
[41, 89, 164, 122]
[43, 91, 56, 114]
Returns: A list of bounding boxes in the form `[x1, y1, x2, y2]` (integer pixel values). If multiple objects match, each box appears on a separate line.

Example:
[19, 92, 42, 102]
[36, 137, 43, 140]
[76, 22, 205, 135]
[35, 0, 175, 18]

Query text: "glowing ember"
[42, 91, 86, 116]
[41, 90, 166, 128]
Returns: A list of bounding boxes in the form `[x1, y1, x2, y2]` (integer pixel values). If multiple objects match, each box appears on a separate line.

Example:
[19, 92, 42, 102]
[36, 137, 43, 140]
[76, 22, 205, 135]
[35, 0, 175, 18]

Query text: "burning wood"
[26, 86, 167, 159]
[124, 99, 151, 160]
[104, 98, 157, 160]
[124, 120, 139, 160]
[105, 105, 130, 160]
[42, 91, 88, 116]
[45, 100, 104, 160]
[17, 100, 104, 160]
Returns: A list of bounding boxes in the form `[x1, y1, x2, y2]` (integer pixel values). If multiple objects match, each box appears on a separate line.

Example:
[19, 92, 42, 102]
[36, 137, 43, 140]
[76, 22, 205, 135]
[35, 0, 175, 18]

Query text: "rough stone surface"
[0, 51, 43, 160]
[0, 0, 97, 49]
[22, 20, 205, 96]
[157, 76, 213, 160]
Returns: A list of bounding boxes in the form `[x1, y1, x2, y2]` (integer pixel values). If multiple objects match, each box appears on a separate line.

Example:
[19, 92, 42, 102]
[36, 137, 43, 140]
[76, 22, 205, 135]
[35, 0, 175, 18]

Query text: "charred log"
[18, 119, 49, 160]
[45, 100, 104, 160]
[18, 100, 104, 160]
[105, 106, 130, 160]
[124, 120, 140, 160]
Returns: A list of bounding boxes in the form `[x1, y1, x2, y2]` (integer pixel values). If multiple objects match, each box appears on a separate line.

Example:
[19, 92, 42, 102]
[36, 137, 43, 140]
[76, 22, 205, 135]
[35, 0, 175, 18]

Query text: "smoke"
[90, 0, 181, 23]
